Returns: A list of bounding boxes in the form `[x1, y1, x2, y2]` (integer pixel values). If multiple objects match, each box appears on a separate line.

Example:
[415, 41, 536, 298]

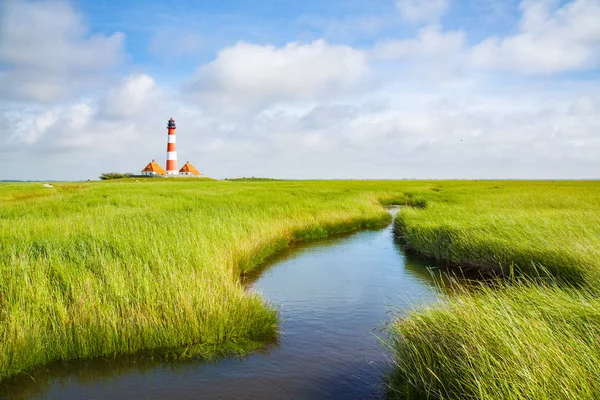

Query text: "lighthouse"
[140, 118, 204, 177]
[166, 117, 178, 175]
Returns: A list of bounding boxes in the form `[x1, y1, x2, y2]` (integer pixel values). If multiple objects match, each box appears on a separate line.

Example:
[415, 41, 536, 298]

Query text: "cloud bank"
[1, 0, 599, 180]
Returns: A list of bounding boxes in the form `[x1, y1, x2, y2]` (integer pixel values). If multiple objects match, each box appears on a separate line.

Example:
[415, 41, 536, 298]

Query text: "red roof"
[179, 162, 201, 175]
[141, 160, 167, 175]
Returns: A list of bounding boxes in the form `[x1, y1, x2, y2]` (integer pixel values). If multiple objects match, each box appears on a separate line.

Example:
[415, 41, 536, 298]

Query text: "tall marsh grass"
[389, 181, 600, 399]
[395, 181, 600, 283]
[387, 280, 600, 400]
[3, 178, 600, 399]
[0, 179, 425, 381]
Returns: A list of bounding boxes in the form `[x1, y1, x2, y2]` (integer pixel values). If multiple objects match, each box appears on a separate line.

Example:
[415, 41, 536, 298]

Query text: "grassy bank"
[0, 179, 424, 381]
[388, 281, 600, 399]
[395, 181, 600, 283]
[389, 181, 600, 399]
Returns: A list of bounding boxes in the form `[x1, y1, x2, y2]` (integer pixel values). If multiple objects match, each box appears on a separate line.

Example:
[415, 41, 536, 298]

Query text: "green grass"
[2, 179, 600, 399]
[387, 280, 600, 400]
[388, 181, 600, 399]
[0, 179, 427, 381]
[394, 181, 600, 284]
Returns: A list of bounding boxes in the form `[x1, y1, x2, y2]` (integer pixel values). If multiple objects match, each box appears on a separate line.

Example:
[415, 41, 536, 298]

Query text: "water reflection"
[2, 220, 443, 400]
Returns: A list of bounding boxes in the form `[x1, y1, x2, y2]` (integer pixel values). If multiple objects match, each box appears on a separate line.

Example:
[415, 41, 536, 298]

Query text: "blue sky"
[78, 0, 520, 73]
[1, 0, 599, 180]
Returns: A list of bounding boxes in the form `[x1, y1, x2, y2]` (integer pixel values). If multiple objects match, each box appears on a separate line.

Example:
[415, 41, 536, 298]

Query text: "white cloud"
[470, 0, 600, 74]
[380, 0, 600, 76]
[185, 40, 368, 112]
[372, 25, 465, 60]
[0, 0, 125, 102]
[569, 95, 599, 115]
[178, 77, 600, 179]
[395, 0, 450, 23]
[102, 74, 162, 119]
[2, 74, 166, 158]
[6, 103, 124, 153]
[4, 74, 600, 180]
[370, 25, 469, 83]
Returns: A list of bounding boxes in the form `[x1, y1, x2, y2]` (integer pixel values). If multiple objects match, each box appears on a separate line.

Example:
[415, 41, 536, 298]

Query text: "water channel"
[2, 213, 442, 400]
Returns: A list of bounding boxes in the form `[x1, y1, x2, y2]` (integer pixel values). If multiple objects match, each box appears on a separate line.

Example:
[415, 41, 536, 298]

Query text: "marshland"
[1, 179, 599, 399]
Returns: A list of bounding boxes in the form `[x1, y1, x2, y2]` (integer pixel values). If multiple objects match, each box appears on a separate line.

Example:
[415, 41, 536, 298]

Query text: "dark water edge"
[1, 217, 443, 400]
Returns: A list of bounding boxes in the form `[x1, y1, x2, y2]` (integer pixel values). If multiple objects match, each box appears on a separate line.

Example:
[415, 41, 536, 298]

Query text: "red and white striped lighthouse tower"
[166, 117, 178, 175]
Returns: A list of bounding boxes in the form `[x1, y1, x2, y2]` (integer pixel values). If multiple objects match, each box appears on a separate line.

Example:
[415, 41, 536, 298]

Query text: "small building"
[179, 161, 202, 176]
[141, 159, 167, 176]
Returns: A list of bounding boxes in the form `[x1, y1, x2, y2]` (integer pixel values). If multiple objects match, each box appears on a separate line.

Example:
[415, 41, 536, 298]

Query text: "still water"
[2, 217, 441, 400]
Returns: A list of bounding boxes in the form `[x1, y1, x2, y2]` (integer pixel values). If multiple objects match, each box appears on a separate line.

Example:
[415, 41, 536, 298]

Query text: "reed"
[387, 280, 600, 400]
[0, 179, 419, 381]
[3, 178, 599, 399]
[394, 181, 600, 284]
[389, 180, 600, 399]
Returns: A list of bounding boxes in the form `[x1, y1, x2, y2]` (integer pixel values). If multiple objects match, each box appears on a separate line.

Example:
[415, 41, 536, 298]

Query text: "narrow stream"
[2, 215, 441, 400]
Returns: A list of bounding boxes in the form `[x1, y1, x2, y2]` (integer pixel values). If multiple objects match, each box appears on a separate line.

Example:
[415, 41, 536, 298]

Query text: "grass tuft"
[387, 279, 600, 400]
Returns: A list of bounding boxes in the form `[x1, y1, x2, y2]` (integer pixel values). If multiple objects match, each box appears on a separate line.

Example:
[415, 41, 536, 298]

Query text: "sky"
[1, 0, 599, 180]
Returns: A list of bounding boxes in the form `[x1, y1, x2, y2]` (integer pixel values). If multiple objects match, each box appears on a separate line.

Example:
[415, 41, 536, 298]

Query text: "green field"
[1, 179, 599, 399]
